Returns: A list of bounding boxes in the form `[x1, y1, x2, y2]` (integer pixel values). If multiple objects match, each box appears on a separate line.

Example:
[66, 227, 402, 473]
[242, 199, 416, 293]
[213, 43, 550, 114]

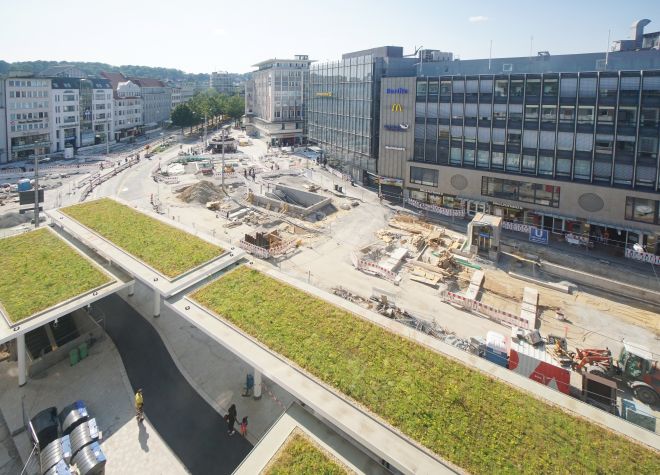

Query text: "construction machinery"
[572, 342, 660, 406]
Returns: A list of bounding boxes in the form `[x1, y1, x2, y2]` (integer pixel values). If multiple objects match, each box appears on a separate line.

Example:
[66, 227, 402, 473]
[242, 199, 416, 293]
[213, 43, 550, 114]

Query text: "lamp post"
[221, 127, 226, 193]
[33, 154, 39, 228]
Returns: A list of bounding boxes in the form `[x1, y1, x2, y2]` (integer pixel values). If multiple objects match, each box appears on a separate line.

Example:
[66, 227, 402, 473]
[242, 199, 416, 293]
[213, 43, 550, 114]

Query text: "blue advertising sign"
[385, 87, 408, 94]
[529, 226, 549, 245]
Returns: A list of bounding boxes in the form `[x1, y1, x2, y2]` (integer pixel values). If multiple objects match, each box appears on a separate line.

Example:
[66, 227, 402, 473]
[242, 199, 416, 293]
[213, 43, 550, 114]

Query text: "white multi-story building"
[131, 78, 171, 128]
[0, 80, 6, 163]
[210, 71, 234, 95]
[170, 86, 182, 110]
[114, 80, 143, 140]
[181, 83, 195, 102]
[245, 55, 310, 146]
[3, 76, 52, 162]
[50, 77, 113, 153]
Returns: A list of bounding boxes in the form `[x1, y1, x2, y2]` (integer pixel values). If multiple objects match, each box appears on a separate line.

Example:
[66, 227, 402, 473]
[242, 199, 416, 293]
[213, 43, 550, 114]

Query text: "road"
[96, 293, 252, 475]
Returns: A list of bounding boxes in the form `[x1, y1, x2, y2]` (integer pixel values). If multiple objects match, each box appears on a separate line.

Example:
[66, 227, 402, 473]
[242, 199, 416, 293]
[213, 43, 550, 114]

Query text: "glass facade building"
[413, 70, 660, 191]
[307, 54, 379, 178]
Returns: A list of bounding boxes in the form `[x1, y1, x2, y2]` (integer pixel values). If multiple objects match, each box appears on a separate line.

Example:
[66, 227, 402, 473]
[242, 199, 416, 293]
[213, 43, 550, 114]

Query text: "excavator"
[572, 342, 660, 406]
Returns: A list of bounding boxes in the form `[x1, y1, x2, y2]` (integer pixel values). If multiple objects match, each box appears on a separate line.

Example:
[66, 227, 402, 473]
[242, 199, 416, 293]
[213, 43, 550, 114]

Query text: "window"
[597, 106, 615, 123]
[494, 79, 508, 97]
[543, 79, 558, 95]
[541, 106, 557, 122]
[559, 106, 574, 123]
[440, 81, 451, 95]
[526, 78, 541, 96]
[577, 106, 594, 124]
[525, 105, 539, 120]
[510, 80, 524, 97]
[410, 166, 438, 186]
[507, 132, 521, 146]
[618, 107, 637, 126]
[639, 137, 658, 159]
[481, 177, 560, 207]
[625, 197, 659, 224]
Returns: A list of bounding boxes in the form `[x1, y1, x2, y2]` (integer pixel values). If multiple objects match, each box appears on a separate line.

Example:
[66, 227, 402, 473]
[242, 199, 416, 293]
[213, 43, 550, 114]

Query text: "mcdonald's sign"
[391, 103, 403, 112]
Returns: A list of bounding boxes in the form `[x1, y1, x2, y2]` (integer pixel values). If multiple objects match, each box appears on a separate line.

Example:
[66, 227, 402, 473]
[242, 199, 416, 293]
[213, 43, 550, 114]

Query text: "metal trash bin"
[59, 401, 89, 436]
[72, 441, 106, 475]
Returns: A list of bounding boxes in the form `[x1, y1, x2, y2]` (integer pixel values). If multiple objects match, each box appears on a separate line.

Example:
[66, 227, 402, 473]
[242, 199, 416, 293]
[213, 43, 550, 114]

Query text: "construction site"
[134, 130, 660, 435]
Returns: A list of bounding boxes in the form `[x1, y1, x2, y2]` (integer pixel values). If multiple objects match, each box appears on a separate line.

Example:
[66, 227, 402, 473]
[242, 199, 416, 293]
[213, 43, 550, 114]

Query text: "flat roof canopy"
[0, 227, 133, 345]
[47, 198, 244, 297]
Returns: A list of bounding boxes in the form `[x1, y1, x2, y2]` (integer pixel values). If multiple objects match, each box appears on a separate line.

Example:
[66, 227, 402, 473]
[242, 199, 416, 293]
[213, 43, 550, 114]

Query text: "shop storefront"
[406, 190, 466, 217]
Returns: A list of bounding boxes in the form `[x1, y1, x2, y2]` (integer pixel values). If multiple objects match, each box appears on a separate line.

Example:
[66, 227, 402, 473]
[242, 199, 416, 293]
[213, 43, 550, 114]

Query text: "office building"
[114, 80, 143, 141]
[0, 80, 6, 163]
[307, 46, 417, 180]
[245, 55, 310, 147]
[130, 77, 171, 129]
[403, 21, 660, 257]
[210, 71, 234, 95]
[170, 85, 182, 110]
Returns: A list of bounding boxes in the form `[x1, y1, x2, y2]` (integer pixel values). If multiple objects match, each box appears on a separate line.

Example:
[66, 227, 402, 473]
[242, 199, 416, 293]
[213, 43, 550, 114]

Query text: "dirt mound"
[177, 180, 223, 204]
[0, 212, 31, 229]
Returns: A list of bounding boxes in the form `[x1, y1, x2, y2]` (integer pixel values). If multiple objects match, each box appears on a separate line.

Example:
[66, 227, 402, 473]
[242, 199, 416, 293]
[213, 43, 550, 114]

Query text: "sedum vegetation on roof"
[62, 198, 223, 278]
[192, 266, 660, 475]
[0, 228, 111, 322]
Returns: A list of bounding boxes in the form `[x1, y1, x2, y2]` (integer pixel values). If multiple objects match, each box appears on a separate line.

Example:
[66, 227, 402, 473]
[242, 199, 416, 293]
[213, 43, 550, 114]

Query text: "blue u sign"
[529, 226, 549, 244]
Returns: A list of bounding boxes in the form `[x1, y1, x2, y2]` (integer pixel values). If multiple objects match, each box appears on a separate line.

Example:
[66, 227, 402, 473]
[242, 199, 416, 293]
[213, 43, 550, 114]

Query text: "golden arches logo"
[391, 103, 403, 112]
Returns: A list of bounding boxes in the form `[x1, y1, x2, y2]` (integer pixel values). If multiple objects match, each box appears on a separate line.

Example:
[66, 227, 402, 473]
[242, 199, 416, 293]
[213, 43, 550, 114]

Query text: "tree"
[223, 95, 245, 123]
[171, 103, 196, 134]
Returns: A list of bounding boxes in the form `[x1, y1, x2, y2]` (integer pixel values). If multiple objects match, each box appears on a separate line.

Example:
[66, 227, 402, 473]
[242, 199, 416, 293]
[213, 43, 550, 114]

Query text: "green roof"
[0, 228, 112, 323]
[191, 266, 660, 475]
[62, 198, 224, 278]
[265, 432, 348, 475]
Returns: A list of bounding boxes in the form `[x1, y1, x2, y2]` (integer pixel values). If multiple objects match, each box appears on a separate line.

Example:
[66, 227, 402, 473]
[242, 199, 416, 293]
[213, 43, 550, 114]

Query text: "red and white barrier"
[355, 258, 399, 284]
[405, 198, 465, 217]
[442, 291, 532, 329]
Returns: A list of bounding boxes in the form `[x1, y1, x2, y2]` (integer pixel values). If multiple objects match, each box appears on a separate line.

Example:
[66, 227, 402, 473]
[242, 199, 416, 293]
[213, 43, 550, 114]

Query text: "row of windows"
[8, 90, 48, 98]
[10, 123, 48, 132]
[416, 74, 660, 98]
[8, 101, 49, 110]
[9, 112, 48, 120]
[410, 166, 438, 187]
[416, 103, 660, 127]
[414, 141, 657, 188]
[481, 176, 561, 208]
[7, 80, 49, 87]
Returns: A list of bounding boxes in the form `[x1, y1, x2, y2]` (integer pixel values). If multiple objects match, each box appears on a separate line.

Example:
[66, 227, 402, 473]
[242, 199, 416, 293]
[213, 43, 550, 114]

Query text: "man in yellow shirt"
[135, 389, 144, 423]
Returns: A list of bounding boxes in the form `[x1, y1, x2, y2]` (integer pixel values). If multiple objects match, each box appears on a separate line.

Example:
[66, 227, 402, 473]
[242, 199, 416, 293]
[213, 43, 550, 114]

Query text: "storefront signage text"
[405, 198, 465, 217]
[385, 145, 406, 151]
[384, 123, 409, 131]
[625, 247, 660, 265]
[316, 92, 332, 97]
[491, 201, 523, 210]
[502, 221, 530, 233]
[386, 87, 409, 94]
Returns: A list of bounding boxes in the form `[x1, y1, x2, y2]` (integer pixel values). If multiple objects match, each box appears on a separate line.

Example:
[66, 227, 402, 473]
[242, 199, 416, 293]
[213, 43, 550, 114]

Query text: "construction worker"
[135, 389, 144, 423]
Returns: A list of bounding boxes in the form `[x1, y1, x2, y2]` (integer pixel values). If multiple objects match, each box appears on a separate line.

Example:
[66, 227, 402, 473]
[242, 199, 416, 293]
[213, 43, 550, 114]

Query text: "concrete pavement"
[0, 337, 187, 475]
[97, 293, 253, 475]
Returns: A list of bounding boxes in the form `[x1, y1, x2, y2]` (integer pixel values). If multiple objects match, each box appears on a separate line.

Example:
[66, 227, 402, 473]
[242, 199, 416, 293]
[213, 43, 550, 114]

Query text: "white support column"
[128, 282, 135, 297]
[153, 288, 160, 318]
[17, 334, 27, 387]
[253, 368, 262, 400]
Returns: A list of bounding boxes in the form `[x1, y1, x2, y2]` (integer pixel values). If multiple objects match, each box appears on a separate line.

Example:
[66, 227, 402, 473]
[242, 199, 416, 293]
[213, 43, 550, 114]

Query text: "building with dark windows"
[307, 47, 417, 181]
[406, 35, 660, 259]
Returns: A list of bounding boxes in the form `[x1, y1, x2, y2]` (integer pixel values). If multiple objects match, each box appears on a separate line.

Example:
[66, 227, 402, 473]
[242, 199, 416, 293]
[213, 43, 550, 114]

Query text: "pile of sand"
[177, 180, 224, 204]
[0, 212, 31, 229]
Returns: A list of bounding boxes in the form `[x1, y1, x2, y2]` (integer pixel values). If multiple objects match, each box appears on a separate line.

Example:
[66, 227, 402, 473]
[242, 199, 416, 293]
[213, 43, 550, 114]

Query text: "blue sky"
[1, 0, 659, 73]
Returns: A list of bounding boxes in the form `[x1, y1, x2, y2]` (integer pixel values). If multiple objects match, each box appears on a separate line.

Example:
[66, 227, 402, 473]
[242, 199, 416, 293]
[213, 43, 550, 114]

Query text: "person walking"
[135, 389, 144, 423]
[240, 417, 248, 437]
[227, 404, 237, 436]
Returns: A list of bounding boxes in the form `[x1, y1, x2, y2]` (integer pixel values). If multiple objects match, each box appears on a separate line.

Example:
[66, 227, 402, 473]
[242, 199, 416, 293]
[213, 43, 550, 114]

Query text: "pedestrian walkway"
[0, 412, 20, 475]
[98, 294, 252, 475]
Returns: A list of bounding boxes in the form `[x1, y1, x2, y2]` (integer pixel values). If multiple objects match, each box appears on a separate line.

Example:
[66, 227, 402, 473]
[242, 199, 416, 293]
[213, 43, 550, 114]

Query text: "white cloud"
[468, 16, 489, 23]
[213, 28, 227, 36]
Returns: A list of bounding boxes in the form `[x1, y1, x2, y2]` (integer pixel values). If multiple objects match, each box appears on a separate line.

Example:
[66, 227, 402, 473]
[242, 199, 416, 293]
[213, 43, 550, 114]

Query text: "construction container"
[485, 331, 509, 368]
[71, 441, 106, 475]
[44, 459, 73, 475]
[17, 178, 32, 192]
[59, 401, 89, 436]
[40, 435, 72, 474]
[29, 407, 59, 450]
[70, 419, 99, 460]
[509, 340, 571, 394]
